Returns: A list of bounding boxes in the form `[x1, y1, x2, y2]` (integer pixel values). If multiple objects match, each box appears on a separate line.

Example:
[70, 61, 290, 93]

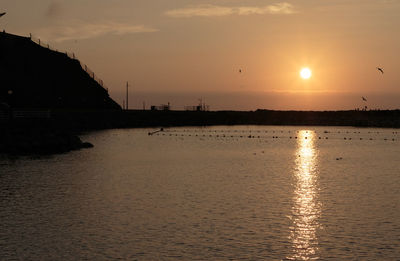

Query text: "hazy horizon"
[110, 90, 400, 111]
[1, 0, 399, 110]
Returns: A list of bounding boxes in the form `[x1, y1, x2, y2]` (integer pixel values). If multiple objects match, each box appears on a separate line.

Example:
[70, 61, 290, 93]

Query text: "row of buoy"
[163, 130, 294, 133]
[162, 129, 398, 135]
[154, 133, 396, 141]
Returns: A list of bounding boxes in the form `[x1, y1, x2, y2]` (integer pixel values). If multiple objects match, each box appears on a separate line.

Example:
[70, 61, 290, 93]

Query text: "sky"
[1, 0, 400, 110]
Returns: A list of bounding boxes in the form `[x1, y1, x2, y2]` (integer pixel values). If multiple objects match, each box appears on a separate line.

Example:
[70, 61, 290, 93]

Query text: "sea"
[1, 126, 399, 260]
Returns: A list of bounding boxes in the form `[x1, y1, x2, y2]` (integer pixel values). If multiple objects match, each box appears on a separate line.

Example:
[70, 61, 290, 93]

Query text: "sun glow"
[288, 130, 321, 260]
[300, 68, 312, 79]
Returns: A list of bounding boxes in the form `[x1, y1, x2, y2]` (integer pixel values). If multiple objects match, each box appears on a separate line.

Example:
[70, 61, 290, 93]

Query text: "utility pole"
[126, 82, 129, 110]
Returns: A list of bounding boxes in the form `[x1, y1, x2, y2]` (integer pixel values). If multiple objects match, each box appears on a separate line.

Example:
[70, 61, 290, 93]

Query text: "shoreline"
[1, 109, 399, 154]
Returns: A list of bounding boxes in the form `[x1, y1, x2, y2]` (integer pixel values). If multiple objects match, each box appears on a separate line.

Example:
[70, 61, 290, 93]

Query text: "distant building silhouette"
[151, 102, 170, 111]
[184, 98, 209, 111]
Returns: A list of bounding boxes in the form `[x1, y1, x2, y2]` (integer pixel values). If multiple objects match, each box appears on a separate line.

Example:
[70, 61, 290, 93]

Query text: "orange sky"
[2, 0, 400, 110]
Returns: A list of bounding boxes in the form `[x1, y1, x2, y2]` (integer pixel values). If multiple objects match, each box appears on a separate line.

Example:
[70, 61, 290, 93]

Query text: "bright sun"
[300, 67, 312, 79]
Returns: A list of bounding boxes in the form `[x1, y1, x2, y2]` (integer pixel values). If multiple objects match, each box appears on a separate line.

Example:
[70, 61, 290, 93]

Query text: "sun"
[300, 67, 312, 79]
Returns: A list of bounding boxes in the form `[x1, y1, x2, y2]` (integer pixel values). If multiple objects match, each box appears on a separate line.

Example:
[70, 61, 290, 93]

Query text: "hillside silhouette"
[0, 32, 120, 109]
[0, 31, 121, 154]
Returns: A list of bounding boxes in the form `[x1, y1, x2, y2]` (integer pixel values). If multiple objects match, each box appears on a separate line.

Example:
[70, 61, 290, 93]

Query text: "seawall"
[39, 109, 400, 130]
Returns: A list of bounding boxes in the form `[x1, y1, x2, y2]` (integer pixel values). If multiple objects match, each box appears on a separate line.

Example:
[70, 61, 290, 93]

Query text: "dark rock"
[0, 126, 94, 155]
[81, 142, 94, 148]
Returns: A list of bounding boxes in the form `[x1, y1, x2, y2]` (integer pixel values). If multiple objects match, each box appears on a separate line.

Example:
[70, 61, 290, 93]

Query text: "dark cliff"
[0, 32, 120, 110]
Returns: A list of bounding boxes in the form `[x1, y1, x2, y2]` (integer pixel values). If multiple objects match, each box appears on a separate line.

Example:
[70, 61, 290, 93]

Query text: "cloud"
[46, 1, 63, 19]
[166, 6, 234, 18]
[37, 22, 158, 42]
[165, 3, 296, 18]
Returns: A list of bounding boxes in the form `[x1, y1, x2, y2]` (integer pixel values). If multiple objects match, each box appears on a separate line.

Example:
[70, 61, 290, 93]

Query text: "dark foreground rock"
[0, 127, 93, 155]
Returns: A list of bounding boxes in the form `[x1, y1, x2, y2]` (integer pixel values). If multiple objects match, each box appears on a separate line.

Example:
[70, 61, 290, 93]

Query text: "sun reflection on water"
[287, 130, 321, 260]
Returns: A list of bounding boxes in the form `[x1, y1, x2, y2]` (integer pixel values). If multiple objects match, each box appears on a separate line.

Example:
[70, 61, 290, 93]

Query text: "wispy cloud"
[165, 3, 296, 18]
[46, 1, 64, 19]
[37, 22, 158, 42]
[166, 6, 234, 18]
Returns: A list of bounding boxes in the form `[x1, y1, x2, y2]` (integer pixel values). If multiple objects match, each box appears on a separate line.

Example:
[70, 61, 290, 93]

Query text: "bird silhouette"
[239, 69, 242, 73]
[377, 67, 384, 74]
[0, 12, 6, 17]
[362, 96, 367, 102]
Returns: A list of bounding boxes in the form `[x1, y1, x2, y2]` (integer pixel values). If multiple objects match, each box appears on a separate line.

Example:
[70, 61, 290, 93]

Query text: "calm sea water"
[1, 126, 400, 260]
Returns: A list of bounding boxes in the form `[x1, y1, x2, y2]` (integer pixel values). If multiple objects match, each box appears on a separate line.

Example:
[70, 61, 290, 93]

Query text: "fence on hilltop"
[29, 34, 109, 93]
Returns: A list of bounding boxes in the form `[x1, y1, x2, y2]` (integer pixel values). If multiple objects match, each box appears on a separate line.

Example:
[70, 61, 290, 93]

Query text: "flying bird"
[376, 67, 384, 74]
[239, 69, 242, 73]
[0, 12, 6, 17]
[362, 96, 367, 102]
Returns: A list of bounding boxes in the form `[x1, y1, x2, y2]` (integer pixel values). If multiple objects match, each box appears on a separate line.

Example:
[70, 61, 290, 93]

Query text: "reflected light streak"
[287, 130, 321, 260]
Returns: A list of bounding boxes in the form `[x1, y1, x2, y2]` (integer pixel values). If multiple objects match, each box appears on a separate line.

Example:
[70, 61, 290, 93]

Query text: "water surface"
[1, 126, 400, 260]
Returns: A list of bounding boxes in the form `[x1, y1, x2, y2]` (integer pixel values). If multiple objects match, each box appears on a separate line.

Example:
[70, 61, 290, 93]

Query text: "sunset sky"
[2, 0, 400, 110]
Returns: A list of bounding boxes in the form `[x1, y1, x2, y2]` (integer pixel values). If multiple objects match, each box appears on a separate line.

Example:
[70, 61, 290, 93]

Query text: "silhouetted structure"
[126, 82, 129, 110]
[151, 103, 170, 111]
[184, 98, 209, 111]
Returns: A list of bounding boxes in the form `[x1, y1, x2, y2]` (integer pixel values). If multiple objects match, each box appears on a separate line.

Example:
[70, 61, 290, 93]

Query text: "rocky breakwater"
[0, 127, 93, 155]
